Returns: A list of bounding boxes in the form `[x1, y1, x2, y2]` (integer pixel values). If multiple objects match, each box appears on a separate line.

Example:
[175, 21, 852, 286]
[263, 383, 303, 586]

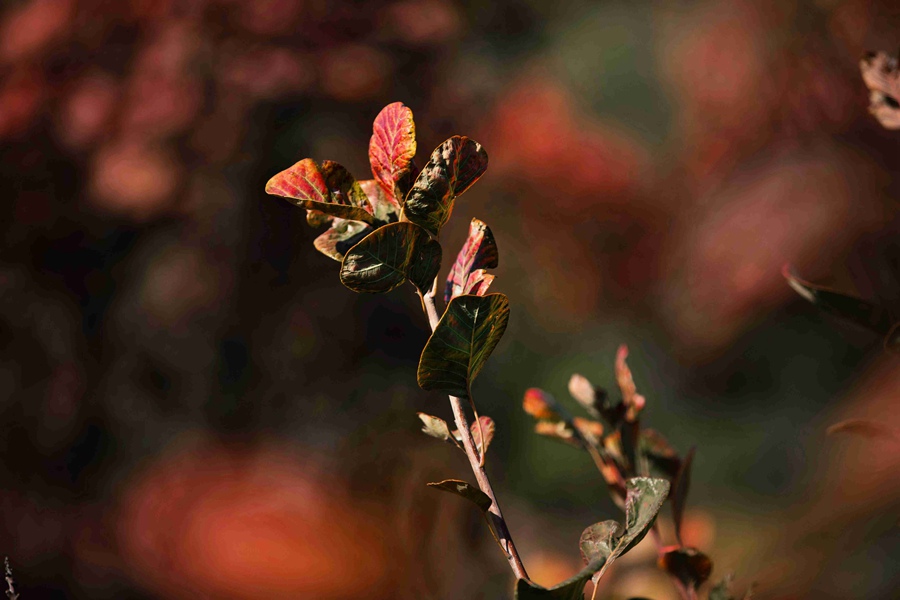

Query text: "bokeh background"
[3, 0, 900, 598]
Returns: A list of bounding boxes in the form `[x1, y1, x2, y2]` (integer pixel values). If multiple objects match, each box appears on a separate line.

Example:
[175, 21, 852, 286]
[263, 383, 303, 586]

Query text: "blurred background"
[2, 0, 900, 598]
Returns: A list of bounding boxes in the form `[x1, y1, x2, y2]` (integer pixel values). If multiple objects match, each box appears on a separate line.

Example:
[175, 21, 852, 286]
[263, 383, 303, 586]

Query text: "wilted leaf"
[639, 429, 682, 481]
[523, 388, 562, 420]
[445, 218, 499, 303]
[783, 266, 892, 335]
[369, 102, 416, 205]
[359, 179, 400, 223]
[427, 479, 492, 512]
[266, 158, 378, 226]
[417, 294, 510, 398]
[671, 447, 695, 546]
[860, 51, 900, 130]
[826, 419, 899, 442]
[340, 222, 441, 294]
[402, 136, 488, 236]
[417, 412, 453, 442]
[659, 547, 712, 591]
[312, 218, 373, 262]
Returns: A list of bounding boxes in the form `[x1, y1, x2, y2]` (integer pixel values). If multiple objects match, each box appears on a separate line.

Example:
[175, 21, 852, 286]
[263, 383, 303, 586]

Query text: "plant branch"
[419, 282, 530, 582]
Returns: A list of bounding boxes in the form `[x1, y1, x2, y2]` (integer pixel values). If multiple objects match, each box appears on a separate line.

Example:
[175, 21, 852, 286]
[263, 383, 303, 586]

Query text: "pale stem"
[418, 284, 530, 582]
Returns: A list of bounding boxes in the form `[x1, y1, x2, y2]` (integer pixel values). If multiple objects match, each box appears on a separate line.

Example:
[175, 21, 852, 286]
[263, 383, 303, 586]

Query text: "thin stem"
[418, 282, 529, 582]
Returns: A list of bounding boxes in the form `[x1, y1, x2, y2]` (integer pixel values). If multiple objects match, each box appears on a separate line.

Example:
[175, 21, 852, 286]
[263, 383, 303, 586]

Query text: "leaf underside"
[417, 293, 510, 398]
[445, 218, 499, 303]
[340, 222, 441, 294]
[427, 479, 492, 512]
[313, 218, 372, 262]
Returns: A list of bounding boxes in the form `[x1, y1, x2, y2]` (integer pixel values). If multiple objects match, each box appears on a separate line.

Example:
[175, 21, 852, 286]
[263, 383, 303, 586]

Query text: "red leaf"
[359, 178, 399, 223]
[368, 101, 416, 206]
[266, 158, 377, 225]
[444, 218, 499, 303]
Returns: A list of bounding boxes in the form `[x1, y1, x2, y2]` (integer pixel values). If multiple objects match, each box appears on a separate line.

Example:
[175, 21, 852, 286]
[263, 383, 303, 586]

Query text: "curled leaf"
[312, 218, 373, 262]
[860, 51, 900, 130]
[340, 222, 441, 294]
[445, 218, 499, 303]
[402, 136, 488, 236]
[783, 265, 892, 335]
[369, 102, 416, 205]
[523, 388, 562, 420]
[417, 412, 453, 442]
[417, 294, 510, 399]
[427, 479, 492, 512]
[826, 419, 899, 442]
[467, 415, 495, 456]
[266, 158, 377, 226]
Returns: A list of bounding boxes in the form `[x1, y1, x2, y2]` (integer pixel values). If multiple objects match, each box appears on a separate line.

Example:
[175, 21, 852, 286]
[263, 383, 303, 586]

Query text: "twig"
[419, 282, 530, 582]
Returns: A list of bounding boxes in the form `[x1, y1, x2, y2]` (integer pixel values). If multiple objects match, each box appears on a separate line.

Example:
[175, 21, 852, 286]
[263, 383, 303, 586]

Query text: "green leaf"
[340, 222, 441, 294]
[417, 294, 510, 398]
[445, 218, 499, 303]
[417, 412, 453, 442]
[783, 266, 892, 334]
[514, 561, 605, 600]
[266, 158, 378, 226]
[521, 478, 670, 599]
[312, 218, 373, 262]
[402, 136, 488, 236]
[671, 446, 695, 546]
[369, 102, 416, 206]
[659, 547, 712, 591]
[426, 479, 492, 512]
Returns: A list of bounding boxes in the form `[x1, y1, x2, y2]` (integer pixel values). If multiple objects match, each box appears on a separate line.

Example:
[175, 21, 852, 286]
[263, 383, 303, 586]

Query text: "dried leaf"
[368, 102, 416, 205]
[444, 218, 499, 303]
[426, 479, 492, 512]
[266, 158, 378, 226]
[860, 51, 900, 130]
[339, 222, 441, 294]
[402, 136, 488, 236]
[417, 294, 510, 399]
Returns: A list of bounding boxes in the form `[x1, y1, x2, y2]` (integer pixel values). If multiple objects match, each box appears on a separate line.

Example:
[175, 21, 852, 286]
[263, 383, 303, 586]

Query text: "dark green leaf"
[659, 547, 712, 591]
[266, 158, 378, 226]
[369, 102, 416, 205]
[312, 218, 372, 262]
[445, 218, 499, 303]
[671, 447, 695, 546]
[427, 479, 492, 512]
[402, 136, 488, 236]
[783, 266, 892, 334]
[514, 560, 605, 600]
[340, 222, 441, 294]
[417, 294, 510, 398]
